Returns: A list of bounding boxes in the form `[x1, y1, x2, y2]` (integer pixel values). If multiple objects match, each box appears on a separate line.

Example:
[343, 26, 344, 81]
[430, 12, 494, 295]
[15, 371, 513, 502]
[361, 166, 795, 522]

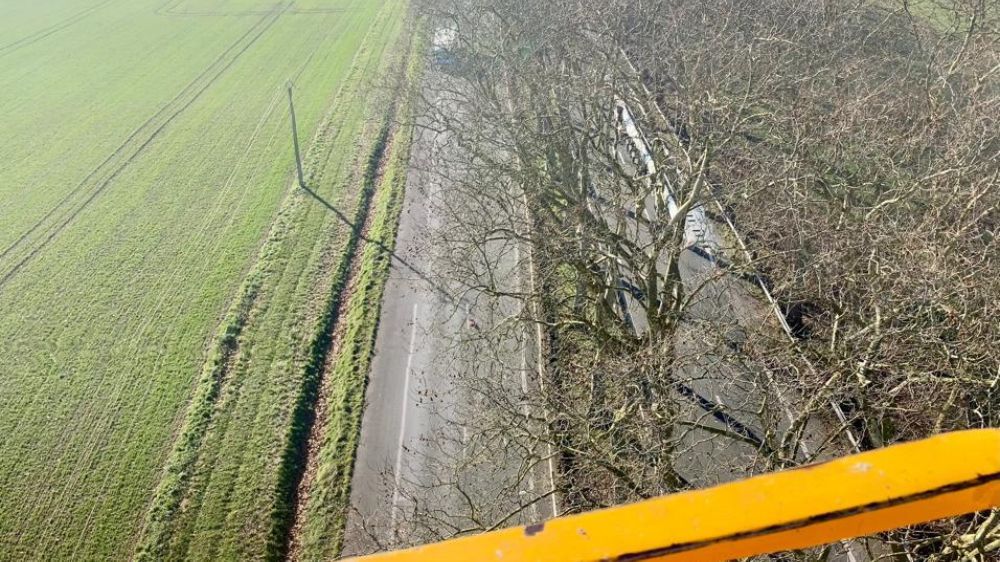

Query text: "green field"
[0, 0, 416, 559]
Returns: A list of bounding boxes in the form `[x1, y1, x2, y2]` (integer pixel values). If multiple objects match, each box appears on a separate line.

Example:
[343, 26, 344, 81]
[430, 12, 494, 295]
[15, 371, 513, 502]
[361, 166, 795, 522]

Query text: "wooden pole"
[287, 82, 305, 188]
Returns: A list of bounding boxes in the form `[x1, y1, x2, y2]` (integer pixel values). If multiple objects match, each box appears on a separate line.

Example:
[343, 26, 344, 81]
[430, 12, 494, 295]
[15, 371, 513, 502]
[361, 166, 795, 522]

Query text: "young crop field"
[0, 0, 419, 559]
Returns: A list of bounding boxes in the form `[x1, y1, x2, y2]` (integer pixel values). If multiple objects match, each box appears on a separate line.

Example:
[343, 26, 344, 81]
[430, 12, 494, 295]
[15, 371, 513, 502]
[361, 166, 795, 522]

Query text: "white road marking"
[390, 303, 420, 530]
[519, 329, 540, 522]
[514, 242, 560, 519]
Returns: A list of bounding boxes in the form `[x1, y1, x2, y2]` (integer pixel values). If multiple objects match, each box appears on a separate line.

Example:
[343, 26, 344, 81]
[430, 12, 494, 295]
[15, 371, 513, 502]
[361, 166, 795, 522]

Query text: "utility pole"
[287, 81, 306, 188]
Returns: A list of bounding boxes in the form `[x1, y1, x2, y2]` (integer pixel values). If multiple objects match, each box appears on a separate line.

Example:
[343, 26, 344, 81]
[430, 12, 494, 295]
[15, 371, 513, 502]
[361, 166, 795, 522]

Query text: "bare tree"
[378, 0, 999, 558]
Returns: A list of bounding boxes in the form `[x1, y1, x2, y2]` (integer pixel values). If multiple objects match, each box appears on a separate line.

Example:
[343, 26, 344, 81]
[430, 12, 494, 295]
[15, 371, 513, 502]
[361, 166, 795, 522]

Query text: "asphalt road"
[342, 73, 553, 556]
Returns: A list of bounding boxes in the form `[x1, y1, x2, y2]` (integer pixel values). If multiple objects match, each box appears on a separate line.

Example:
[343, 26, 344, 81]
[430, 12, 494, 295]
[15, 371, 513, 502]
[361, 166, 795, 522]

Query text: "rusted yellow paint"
[344, 429, 1000, 562]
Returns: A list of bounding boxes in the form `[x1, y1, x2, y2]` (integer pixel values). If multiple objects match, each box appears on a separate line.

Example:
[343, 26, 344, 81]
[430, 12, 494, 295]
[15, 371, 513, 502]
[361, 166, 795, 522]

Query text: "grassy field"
[0, 0, 416, 559]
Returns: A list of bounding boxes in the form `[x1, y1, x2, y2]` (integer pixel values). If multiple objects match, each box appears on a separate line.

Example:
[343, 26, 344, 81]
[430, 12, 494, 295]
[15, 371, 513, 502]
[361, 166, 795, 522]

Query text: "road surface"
[342, 70, 553, 555]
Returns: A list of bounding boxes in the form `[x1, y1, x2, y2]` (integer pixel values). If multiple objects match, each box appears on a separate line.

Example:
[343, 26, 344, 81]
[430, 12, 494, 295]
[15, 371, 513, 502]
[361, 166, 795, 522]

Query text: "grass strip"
[134, 7, 401, 557]
[293, 22, 427, 561]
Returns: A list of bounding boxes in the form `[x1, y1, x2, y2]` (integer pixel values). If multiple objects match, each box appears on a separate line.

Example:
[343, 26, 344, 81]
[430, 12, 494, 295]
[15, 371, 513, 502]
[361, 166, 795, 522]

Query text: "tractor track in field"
[158, 8, 351, 17]
[0, 3, 288, 292]
[1, 28, 326, 533]
[0, 0, 117, 59]
[154, 0, 352, 17]
[24, 87, 298, 557]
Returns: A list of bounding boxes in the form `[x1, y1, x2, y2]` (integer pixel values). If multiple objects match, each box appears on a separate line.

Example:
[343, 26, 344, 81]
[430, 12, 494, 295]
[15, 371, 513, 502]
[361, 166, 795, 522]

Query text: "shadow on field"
[300, 184, 455, 304]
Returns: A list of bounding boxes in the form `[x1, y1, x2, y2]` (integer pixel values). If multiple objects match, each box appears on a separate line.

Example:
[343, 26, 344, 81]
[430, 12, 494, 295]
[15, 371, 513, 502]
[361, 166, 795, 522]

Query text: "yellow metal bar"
[345, 429, 1000, 562]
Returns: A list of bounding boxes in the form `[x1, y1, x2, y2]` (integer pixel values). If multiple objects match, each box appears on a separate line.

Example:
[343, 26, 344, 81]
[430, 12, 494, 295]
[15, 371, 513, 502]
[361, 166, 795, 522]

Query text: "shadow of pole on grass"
[299, 184, 456, 307]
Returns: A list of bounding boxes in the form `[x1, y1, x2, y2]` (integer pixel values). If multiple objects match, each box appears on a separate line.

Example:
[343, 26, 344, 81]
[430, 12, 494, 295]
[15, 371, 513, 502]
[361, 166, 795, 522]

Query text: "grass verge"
[133, 3, 409, 559]
[290, 22, 427, 561]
